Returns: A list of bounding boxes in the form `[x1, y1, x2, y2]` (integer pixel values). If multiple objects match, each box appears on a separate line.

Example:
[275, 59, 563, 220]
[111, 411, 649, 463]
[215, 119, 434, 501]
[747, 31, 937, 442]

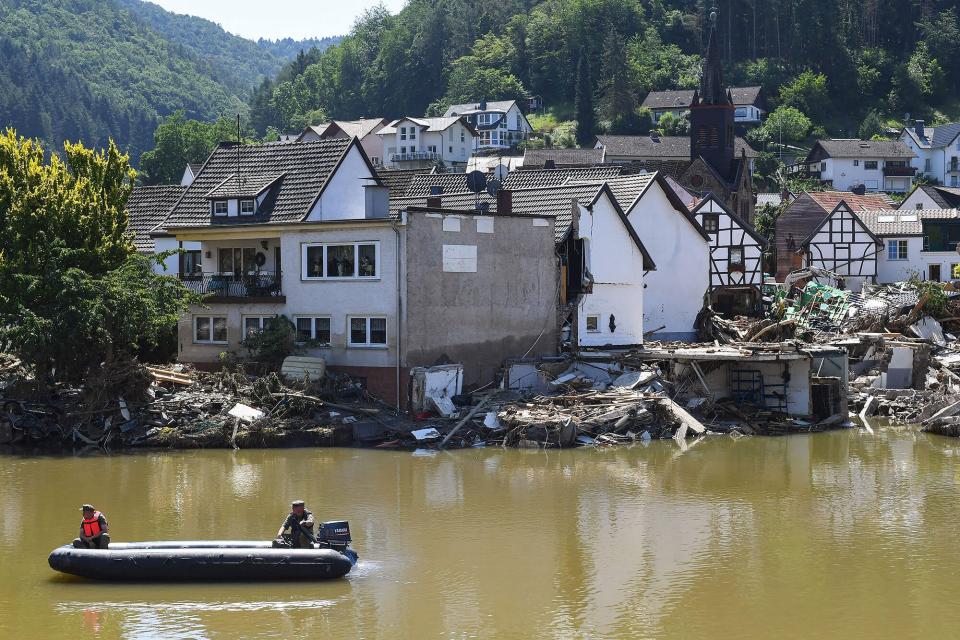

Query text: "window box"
[348, 316, 387, 347]
[295, 316, 331, 346]
[301, 242, 379, 280]
[194, 316, 228, 344]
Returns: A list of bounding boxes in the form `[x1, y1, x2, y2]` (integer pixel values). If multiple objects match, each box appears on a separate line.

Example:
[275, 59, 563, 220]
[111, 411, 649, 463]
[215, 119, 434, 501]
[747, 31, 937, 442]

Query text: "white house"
[640, 86, 765, 125]
[601, 172, 711, 341]
[799, 201, 882, 291]
[152, 138, 558, 405]
[898, 184, 960, 210]
[443, 99, 533, 151]
[296, 118, 387, 167]
[375, 117, 477, 169]
[898, 121, 960, 187]
[859, 208, 960, 283]
[799, 139, 917, 193]
[691, 193, 767, 314]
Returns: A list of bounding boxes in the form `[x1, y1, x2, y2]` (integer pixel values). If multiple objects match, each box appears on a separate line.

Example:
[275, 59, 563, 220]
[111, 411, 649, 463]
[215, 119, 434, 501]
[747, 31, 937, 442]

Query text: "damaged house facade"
[799, 201, 882, 291]
[153, 137, 558, 404]
[691, 193, 766, 314]
[391, 180, 655, 349]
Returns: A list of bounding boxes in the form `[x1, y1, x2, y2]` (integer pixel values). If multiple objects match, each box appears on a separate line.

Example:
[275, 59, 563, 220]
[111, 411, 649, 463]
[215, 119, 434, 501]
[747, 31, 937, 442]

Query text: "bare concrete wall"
[402, 210, 559, 388]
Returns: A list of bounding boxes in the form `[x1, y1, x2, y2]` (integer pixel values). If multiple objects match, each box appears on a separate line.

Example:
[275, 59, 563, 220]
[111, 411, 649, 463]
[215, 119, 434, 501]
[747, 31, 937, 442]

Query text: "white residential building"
[641, 86, 765, 124]
[898, 121, 960, 187]
[296, 118, 387, 167]
[859, 208, 960, 283]
[443, 100, 533, 151]
[152, 138, 558, 405]
[376, 117, 477, 169]
[799, 139, 917, 193]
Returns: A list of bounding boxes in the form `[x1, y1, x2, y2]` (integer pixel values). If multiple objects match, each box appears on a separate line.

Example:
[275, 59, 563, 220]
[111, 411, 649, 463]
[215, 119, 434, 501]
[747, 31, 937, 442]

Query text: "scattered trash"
[411, 427, 441, 441]
[228, 403, 265, 423]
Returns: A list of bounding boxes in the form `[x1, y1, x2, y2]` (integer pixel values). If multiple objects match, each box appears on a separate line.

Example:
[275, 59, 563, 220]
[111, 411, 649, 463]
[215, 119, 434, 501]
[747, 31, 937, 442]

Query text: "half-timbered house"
[691, 193, 766, 314]
[800, 201, 882, 291]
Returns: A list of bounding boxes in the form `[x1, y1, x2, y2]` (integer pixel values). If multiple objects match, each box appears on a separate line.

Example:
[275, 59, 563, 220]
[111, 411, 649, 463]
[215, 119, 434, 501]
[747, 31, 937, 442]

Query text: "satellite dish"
[493, 164, 509, 181]
[477, 201, 490, 214]
[466, 170, 487, 193]
[486, 179, 502, 197]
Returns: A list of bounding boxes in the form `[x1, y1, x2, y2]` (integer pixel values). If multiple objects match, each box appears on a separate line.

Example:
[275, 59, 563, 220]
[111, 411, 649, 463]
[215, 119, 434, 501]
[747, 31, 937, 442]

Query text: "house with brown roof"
[126, 184, 195, 276]
[797, 139, 917, 193]
[773, 190, 894, 280]
[152, 138, 558, 404]
[641, 86, 765, 124]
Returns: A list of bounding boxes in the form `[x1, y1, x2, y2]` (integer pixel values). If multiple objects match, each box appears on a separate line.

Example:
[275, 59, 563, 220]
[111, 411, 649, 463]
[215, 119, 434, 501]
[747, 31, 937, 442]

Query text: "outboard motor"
[316, 521, 351, 552]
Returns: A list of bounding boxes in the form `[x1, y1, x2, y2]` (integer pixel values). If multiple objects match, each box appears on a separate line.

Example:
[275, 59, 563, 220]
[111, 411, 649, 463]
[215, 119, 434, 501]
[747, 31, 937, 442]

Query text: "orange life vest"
[82, 512, 103, 537]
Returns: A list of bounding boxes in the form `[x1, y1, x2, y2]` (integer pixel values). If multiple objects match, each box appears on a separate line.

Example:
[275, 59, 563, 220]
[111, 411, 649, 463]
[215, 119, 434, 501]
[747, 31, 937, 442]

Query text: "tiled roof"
[188, 163, 203, 176]
[522, 147, 604, 167]
[902, 123, 960, 149]
[393, 183, 607, 243]
[810, 139, 915, 159]
[126, 185, 186, 251]
[641, 86, 761, 110]
[900, 184, 960, 209]
[379, 117, 470, 135]
[405, 173, 472, 197]
[596, 135, 758, 159]
[619, 159, 691, 182]
[567, 173, 656, 212]
[859, 208, 960, 237]
[805, 190, 894, 212]
[375, 168, 425, 195]
[334, 118, 386, 139]
[158, 138, 354, 229]
[205, 173, 284, 199]
[444, 100, 518, 116]
[501, 166, 623, 190]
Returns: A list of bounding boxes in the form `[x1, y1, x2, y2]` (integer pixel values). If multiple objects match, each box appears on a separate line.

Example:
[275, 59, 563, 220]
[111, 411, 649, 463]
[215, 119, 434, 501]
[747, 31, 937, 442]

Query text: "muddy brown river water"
[2, 427, 960, 639]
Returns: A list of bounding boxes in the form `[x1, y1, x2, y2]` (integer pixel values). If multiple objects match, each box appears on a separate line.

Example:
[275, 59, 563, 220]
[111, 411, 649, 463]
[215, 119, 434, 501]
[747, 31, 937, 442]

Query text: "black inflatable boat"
[49, 521, 358, 581]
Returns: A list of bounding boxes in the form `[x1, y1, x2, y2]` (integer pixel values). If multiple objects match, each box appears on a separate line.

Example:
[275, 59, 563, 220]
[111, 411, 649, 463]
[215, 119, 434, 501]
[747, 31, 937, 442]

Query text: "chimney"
[650, 130, 660, 142]
[426, 195, 442, 209]
[544, 159, 556, 170]
[851, 184, 866, 196]
[496, 189, 512, 215]
[915, 120, 925, 139]
[780, 188, 790, 203]
[479, 100, 487, 110]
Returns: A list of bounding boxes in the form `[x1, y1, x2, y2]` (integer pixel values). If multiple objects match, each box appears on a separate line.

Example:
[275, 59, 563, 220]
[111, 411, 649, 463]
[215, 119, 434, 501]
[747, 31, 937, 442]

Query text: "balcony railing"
[883, 166, 916, 176]
[391, 151, 440, 162]
[180, 271, 283, 300]
[949, 163, 960, 173]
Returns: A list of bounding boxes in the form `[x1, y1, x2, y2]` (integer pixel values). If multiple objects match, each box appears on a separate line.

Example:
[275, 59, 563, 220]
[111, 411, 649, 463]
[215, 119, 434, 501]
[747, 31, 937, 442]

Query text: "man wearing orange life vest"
[73, 504, 110, 549]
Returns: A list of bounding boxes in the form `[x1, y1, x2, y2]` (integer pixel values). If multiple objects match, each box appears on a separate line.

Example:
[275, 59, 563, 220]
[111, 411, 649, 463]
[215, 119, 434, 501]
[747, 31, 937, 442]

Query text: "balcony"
[949, 163, 960, 174]
[883, 166, 916, 177]
[181, 271, 284, 303]
[391, 151, 440, 162]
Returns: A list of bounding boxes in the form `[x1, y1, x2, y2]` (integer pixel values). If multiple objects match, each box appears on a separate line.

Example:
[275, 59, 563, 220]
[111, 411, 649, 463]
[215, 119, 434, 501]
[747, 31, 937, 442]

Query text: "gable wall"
[805, 206, 879, 290]
[308, 145, 375, 221]
[693, 197, 763, 289]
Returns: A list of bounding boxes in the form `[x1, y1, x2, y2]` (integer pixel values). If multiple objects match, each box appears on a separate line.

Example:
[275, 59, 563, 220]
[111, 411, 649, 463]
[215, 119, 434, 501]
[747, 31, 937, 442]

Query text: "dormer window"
[213, 200, 228, 216]
[240, 199, 255, 215]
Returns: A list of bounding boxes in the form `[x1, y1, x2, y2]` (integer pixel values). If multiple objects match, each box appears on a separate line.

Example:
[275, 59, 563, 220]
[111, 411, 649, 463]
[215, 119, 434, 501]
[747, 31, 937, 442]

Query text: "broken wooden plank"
[660, 397, 706, 435]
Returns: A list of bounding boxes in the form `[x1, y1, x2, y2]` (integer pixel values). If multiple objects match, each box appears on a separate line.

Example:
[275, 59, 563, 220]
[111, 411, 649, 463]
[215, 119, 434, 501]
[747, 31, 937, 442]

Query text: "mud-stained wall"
[403, 210, 559, 388]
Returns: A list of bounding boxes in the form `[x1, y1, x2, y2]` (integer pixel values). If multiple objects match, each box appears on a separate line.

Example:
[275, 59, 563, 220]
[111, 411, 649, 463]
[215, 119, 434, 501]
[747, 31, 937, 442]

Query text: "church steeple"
[689, 6, 735, 177]
[698, 8, 729, 106]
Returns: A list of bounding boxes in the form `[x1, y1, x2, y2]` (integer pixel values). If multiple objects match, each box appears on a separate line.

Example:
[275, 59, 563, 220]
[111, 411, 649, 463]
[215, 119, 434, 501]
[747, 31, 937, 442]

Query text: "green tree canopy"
[139, 112, 244, 185]
[0, 130, 197, 384]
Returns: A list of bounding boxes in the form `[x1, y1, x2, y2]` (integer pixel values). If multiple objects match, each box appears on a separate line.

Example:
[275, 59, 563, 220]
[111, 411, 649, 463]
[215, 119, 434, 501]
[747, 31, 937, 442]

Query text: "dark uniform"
[73, 505, 110, 549]
[276, 501, 315, 548]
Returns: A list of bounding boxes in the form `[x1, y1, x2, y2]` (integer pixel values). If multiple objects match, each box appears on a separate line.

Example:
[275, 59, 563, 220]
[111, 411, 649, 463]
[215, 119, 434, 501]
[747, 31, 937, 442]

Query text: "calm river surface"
[2, 427, 960, 639]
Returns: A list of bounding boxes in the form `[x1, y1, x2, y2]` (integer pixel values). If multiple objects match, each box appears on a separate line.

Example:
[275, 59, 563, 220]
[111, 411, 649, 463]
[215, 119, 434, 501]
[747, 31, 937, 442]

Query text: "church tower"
[689, 7, 736, 179]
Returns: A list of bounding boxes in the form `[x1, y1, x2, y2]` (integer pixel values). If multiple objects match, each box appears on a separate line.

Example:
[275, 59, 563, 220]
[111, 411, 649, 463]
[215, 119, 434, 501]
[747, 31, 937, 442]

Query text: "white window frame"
[294, 316, 332, 346]
[213, 200, 228, 216]
[887, 239, 908, 261]
[409, 127, 416, 140]
[347, 316, 388, 348]
[585, 314, 600, 333]
[242, 315, 274, 339]
[864, 160, 878, 170]
[400, 126, 407, 141]
[239, 199, 255, 215]
[301, 241, 380, 281]
[194, 315, 228, 344]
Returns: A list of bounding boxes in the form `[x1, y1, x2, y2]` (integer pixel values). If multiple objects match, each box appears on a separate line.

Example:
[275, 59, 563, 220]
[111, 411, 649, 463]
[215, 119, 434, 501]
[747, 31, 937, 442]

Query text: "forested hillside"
[250, 0, 960, 141]
[0, 0, 336, 159]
